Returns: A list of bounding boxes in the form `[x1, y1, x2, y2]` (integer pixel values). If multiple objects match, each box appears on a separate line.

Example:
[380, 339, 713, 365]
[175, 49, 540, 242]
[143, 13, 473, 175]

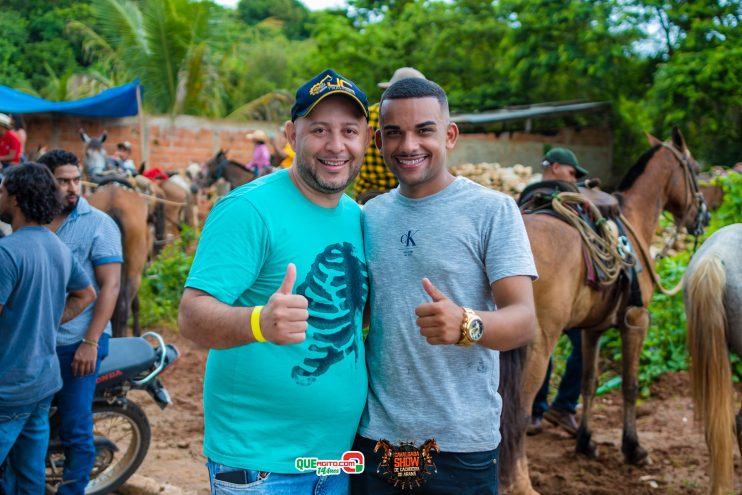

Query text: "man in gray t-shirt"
[352, 79, 537, 495]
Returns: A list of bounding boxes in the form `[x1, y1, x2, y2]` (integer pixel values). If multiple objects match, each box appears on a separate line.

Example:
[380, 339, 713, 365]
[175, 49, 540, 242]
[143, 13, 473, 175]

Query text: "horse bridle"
[660, 142, 709, 239]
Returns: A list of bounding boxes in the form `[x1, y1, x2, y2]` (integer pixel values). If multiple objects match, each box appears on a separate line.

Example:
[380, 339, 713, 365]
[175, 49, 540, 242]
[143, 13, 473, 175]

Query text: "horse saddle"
[577, 186, 619, 218]
[517, 180, 578, 210]
[518, 180, 631, 289]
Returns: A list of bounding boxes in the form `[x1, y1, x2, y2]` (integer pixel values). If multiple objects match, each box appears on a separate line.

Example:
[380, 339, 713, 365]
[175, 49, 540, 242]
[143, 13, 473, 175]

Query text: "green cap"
[544, 148, 588, 179]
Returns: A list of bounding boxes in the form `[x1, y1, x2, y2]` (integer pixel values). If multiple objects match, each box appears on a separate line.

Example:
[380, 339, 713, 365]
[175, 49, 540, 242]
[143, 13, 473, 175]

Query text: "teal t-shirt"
[186, 169, 368, 472]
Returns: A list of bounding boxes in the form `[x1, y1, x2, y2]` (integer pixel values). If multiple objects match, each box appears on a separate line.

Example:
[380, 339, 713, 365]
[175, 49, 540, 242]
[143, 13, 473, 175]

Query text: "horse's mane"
[616, 144, 662, 192]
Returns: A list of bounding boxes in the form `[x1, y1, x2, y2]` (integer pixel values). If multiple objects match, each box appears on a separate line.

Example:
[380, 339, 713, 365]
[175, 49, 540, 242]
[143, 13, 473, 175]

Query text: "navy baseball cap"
[291, 69, 369, 122]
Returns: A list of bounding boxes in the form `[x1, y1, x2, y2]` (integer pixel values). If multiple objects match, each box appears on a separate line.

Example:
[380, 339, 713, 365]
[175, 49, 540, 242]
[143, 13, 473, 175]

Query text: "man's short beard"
[62, 196, 79, 214]
[294, 159, 350, 195]
[0, 211, 12, 224]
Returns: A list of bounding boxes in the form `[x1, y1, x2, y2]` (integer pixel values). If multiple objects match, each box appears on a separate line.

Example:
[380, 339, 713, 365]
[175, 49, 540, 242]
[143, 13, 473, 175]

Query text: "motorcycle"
[46, 331, 180, 495]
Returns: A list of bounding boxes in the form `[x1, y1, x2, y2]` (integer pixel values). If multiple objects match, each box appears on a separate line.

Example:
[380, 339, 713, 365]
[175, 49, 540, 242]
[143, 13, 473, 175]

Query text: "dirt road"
[131, 329, 738, 494]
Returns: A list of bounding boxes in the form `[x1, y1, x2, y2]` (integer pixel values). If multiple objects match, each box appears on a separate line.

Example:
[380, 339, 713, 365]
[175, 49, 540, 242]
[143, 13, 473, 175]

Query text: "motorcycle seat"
[97, 337, 158, 386]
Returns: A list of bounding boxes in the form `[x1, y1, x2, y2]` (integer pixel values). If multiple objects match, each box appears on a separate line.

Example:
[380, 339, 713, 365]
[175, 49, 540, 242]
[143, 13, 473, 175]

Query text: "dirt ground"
[129, 328, 740, 494]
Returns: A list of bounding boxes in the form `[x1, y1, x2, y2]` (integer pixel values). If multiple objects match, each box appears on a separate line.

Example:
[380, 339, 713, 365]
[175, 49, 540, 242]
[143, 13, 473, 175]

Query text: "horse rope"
[550, 192, 633, 286]
[82, 180, 187, 207]
[618, 214, 684, 296]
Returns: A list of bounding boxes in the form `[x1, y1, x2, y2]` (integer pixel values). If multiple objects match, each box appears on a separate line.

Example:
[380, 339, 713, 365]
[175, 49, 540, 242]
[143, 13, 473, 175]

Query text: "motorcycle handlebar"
[131, 331, 169, 386]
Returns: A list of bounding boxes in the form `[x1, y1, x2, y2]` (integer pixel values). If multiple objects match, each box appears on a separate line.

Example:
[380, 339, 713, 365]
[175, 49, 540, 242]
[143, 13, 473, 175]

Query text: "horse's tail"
[499, 344, 528, 485]
[685, 254, 732, 494]
[109, 210, 130, 338]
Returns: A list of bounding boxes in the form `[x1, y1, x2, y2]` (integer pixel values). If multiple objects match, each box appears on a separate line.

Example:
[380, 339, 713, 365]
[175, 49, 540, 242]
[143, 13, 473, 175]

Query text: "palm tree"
[68, 0, 224, 116]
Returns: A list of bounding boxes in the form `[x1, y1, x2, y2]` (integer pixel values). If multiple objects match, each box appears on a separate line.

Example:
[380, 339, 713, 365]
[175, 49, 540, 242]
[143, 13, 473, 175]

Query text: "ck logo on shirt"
[399, 230, 418, 256]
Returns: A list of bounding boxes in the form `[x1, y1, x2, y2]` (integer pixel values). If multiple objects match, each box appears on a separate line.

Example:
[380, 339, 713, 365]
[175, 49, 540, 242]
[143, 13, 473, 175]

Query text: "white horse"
[684, 223, 742, 495]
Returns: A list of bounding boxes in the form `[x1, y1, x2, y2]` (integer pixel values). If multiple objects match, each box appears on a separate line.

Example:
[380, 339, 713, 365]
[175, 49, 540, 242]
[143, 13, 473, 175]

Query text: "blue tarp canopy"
[0, 80, 140, 118]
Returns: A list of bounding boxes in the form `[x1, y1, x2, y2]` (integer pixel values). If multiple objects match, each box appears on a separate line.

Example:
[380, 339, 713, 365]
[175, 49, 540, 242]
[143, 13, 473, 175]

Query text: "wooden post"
[136, 84, 147, 166]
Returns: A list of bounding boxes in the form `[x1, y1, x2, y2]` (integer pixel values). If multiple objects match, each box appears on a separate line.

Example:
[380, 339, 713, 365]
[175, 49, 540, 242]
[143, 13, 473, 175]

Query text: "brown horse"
[506, 128, 708, 494]
[158, 176, 193, 242]
[684, 224, 742, 495]
[88, 184, 151, 337]
[203, 150, 256, 191]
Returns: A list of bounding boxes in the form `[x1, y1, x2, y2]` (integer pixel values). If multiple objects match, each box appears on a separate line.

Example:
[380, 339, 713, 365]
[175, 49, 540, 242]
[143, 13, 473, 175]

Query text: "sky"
[214, 0, 347, 9]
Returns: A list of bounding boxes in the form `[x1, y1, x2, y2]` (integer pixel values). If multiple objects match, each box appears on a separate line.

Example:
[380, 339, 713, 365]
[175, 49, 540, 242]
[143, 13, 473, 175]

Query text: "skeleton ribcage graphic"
[292, 242, 368, 385]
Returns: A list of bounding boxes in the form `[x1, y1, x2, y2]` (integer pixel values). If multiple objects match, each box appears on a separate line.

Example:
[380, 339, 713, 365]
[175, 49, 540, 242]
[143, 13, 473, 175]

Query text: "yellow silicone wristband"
[251, 306, 267, 343]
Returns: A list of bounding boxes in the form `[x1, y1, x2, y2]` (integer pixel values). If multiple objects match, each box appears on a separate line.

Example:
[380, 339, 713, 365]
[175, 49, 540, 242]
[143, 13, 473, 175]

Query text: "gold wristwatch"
[457, 307, 484, 346]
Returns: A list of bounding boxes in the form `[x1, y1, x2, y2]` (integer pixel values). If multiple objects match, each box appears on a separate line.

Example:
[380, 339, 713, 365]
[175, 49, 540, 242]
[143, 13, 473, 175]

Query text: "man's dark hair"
[37, 149, 80, 173]
[380, 78, 449, 115]
[2, 163, 62, 224]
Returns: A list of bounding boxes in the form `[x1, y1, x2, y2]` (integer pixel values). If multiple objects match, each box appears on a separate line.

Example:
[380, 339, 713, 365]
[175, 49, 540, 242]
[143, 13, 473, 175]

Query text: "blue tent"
[0, 80, 141, 118]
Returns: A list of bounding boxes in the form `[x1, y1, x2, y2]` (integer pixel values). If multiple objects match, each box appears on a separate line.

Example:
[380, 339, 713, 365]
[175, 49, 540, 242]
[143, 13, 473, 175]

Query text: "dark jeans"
[54, 334, 109, 495]
[0, 394, 54, 494]
[532, 329, 582, 417]
[351, 435, 499, 495]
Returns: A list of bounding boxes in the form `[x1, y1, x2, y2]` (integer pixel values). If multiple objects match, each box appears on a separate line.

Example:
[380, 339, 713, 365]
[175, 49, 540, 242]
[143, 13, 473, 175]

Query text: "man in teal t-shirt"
[180, 69, 372, 494]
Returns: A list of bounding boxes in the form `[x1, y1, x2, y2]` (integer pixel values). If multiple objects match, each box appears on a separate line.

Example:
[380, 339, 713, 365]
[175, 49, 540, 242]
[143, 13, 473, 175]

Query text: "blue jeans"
[351, 435, 499, 495]
[54, 334, 109, 495]
[0, 394, 54, 495]
[533, 329, 582, 417]
[207, 459, 349, 494]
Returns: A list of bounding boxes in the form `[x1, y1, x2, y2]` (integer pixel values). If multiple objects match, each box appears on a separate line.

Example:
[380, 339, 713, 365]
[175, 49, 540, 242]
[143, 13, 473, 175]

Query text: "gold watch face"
[468, 318, 484, 341]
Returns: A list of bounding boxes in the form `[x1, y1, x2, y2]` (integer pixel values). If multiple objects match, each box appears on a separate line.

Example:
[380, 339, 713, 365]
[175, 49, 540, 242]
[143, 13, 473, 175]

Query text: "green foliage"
[591, 172, 742, 396]
[1, 0, 739, 161]
[236, 0, 310, 39]
[138, 227, 197, 329]
[0, 10, 30, 88]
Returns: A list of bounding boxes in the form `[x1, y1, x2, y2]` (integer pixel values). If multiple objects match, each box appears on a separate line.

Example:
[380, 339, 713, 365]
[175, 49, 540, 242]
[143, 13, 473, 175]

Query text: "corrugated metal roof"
[451, 101, 610, 124]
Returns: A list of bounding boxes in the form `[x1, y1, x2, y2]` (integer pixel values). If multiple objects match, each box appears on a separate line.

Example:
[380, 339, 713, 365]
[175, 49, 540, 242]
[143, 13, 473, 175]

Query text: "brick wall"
[23, 113, 614, 184]
[24, 113, 280, 171]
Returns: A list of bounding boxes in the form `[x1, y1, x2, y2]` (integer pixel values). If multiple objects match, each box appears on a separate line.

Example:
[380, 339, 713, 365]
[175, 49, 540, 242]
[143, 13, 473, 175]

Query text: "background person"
[10, 115, 26, 162]
[38, 149, 123, 494]
[0, 163, 95, 494]
[245, 129, 273, 177]
[525, 147, 587, 436]
[0, 114, 21, 170]
[112, 141, 137, 176]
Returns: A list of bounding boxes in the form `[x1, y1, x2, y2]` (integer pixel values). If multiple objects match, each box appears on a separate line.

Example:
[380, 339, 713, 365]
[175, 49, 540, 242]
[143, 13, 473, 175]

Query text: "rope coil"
[550, 192, 634, 287]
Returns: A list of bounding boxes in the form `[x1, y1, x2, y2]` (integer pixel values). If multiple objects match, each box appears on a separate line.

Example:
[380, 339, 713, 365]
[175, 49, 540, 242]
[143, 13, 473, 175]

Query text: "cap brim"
[297, 90, 369, 120]
[575, 165, 588, 178]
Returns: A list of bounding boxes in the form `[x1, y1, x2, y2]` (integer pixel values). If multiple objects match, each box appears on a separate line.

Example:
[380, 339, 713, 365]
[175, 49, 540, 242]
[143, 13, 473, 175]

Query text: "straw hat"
[378, 67, 427, 89]
[246, 130, 269, 143]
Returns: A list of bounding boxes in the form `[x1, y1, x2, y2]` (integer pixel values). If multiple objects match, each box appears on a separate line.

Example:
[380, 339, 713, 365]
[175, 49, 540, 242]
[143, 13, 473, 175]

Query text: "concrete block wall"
[450, 127, 615, 184]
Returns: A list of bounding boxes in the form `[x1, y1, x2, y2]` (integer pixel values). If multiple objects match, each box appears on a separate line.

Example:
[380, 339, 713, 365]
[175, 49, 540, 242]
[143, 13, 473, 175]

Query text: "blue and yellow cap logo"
[292, 69, 369, 121]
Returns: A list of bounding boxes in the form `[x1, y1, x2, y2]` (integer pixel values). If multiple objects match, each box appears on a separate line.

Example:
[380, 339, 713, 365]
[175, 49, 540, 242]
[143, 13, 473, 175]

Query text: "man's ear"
[374, 128, 383, 153]
[285, 120, 297, 150]
[446, 122, 459, 150]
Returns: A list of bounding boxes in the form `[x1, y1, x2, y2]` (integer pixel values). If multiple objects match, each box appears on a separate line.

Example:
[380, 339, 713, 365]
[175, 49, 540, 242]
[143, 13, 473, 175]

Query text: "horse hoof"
[625, 445, 649, 465]
[575, 438, 599, 459]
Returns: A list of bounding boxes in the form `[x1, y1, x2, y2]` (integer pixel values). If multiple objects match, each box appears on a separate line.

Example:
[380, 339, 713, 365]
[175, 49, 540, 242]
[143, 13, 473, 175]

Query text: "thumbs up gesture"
[259, 263, 309, 345]
[415, 278, 463, 345]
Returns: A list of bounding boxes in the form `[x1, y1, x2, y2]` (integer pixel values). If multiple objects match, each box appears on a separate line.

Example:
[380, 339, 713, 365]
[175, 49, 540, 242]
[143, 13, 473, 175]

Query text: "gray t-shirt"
[359, 177, 537, 452]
